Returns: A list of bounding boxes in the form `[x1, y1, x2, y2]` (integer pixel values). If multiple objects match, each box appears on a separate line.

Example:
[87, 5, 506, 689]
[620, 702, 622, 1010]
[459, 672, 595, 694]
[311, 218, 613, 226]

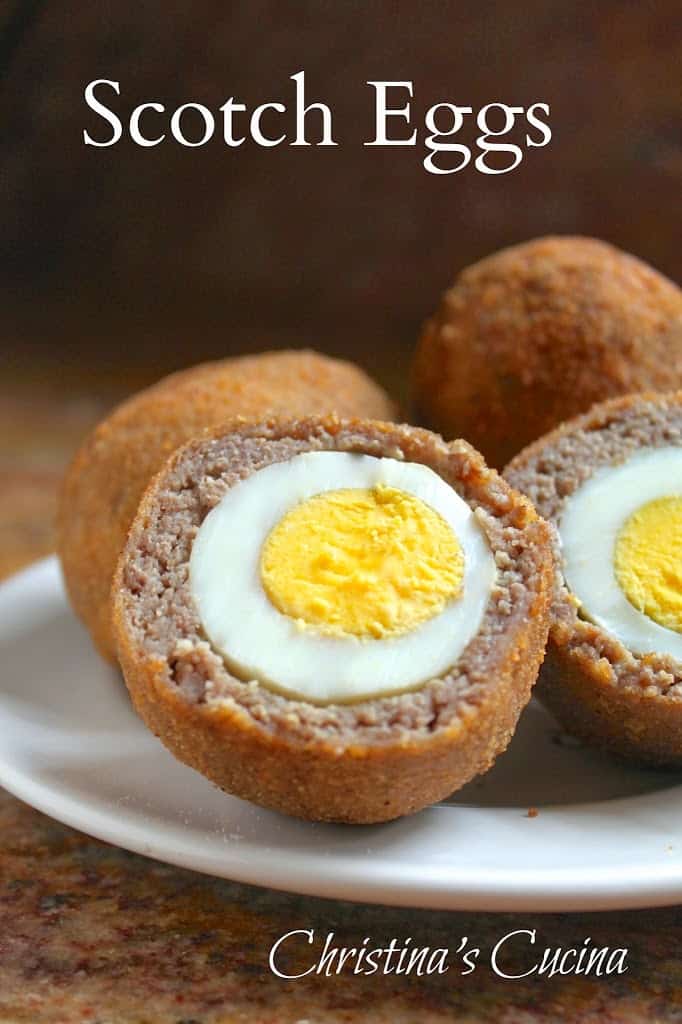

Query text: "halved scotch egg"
[112, 417, 554, 823]
[505, 392, 682, 766]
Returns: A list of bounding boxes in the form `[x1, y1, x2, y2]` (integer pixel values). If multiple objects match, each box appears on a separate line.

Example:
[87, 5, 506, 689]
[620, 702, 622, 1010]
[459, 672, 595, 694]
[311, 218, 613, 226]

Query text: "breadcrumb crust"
[412, 236, 682, 468]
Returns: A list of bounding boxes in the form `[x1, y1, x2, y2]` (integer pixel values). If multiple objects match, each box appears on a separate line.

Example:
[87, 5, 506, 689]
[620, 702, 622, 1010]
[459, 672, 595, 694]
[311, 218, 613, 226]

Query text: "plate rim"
[2, 556, 682, 913]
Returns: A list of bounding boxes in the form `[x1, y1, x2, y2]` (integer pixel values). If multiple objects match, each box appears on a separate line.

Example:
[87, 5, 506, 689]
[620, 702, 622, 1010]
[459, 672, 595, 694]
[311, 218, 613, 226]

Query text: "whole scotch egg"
[505, 391, 682, 766]
[412, 237, 682, 468]
[112, 417, 554, 823]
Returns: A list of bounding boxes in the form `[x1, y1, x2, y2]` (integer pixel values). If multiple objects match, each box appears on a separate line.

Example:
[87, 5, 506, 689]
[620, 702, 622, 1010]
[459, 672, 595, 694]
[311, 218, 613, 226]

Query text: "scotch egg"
[412, 236, 682, 468]
[112, 417, 554, 822]
[505, 391, 682, 767]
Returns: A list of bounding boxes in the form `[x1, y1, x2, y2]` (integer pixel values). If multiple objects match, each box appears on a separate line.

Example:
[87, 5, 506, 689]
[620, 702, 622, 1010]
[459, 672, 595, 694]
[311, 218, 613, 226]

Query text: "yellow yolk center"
[260, 484, 464, 639]
[614, 496, 682, 634]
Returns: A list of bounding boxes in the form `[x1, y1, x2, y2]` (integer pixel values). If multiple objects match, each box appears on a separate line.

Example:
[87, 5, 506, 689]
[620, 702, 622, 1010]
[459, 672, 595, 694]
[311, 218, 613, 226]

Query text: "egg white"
[189, 451, 497, 704]
[560, 446, 682, 660]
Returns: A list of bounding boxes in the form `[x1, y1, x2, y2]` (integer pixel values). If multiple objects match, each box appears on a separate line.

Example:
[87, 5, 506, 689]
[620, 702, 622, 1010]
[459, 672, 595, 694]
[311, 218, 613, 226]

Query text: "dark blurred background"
[3, 1, 682, 386]
[0, 1, 681, 568]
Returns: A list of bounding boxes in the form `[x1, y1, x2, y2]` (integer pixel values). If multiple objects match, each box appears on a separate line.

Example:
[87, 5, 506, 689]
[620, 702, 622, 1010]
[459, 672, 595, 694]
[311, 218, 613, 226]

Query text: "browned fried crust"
[412, 236, 682, 468]
[57, 351, 396, 663]
[112, 416, 554, 823]
[505, 391, 682, 766]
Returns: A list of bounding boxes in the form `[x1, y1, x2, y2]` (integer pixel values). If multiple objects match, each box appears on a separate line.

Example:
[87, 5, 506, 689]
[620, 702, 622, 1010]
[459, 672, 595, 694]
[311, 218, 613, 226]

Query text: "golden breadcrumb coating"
[412, 236, 682, 467]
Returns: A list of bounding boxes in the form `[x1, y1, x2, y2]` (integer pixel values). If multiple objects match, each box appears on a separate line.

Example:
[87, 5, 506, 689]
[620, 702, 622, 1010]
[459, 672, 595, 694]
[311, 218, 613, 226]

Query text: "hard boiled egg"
[190, 451, 496, 703]
[560, 447, 682, 660]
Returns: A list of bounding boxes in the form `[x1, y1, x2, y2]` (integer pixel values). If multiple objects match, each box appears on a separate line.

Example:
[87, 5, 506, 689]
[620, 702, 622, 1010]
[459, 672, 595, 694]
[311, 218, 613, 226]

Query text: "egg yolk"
[260, 484, 464, 639]
[614, 496, 682, 634]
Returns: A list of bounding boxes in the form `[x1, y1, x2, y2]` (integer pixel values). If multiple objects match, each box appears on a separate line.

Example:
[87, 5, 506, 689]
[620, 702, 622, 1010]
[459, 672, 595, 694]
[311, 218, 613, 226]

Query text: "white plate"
[2, 557, 682, 912]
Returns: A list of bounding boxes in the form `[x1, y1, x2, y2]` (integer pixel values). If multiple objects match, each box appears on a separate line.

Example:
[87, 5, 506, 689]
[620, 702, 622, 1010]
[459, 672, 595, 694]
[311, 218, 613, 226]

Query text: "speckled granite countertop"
[2, 388, 682, 1023]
